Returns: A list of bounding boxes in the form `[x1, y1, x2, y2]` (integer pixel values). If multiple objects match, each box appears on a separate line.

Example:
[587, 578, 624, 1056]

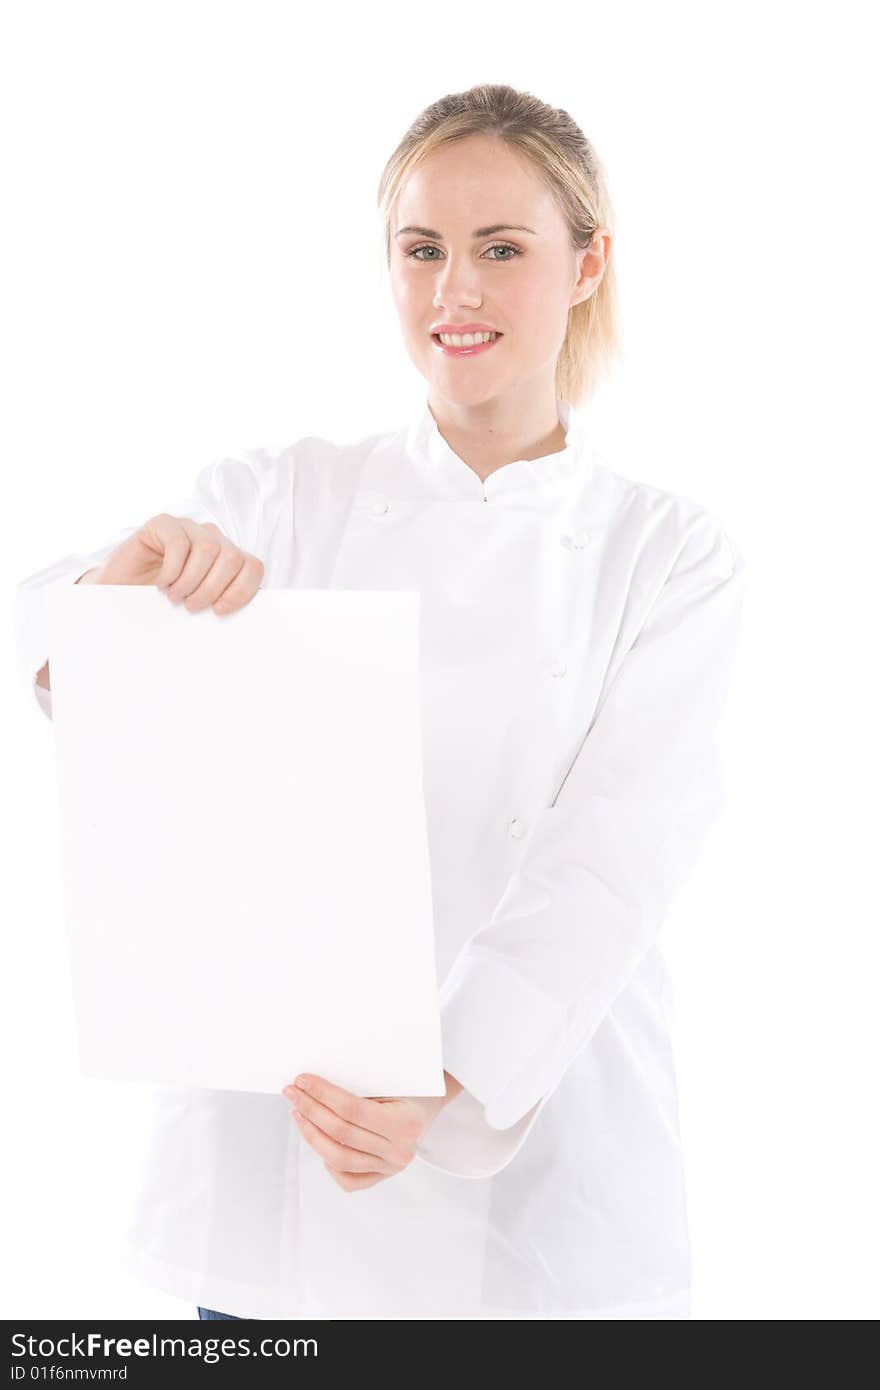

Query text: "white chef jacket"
[15, 396, 746, 1320]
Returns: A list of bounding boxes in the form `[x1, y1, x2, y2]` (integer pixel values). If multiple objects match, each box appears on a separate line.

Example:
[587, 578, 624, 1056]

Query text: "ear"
[571, 227, 611, 309]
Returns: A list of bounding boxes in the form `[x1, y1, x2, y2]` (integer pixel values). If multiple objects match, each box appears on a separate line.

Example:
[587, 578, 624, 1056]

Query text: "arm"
[416, 513, 747, 1179]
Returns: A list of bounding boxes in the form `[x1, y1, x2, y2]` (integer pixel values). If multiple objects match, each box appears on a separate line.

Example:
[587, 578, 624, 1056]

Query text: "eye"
[405, 242, 522, 262]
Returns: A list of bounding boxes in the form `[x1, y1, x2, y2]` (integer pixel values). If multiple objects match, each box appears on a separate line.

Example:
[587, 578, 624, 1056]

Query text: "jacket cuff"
[414, 948, 568, 1179]
[34, 681, 54, 720]
[17, 562, 100, 722]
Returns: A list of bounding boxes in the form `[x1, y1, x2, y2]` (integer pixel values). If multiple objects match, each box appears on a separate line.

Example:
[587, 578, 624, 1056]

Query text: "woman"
[15, 83, 745, 1320]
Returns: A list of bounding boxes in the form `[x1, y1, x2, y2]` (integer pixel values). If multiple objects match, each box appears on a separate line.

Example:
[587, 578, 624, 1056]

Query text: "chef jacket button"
[369, 499, 390, 517]
[563, 529, 588, 550]
[508, 817, 526, 839]
[550, 661, 567, 678]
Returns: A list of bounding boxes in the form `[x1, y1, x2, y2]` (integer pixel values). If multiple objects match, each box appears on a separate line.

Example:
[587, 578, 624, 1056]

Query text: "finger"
[148, 515, 201, 590]
[326, 1164, 385, 1192]
[211, 553, 264, 615]
[293, 1075, 398, 1143]
[291, 1111, 396, 1175]
[286, 1081, 414, 1166]
[289, 1090, 414, 1169]
[159, 524, 222, 601]
[181, 544, 249, 612]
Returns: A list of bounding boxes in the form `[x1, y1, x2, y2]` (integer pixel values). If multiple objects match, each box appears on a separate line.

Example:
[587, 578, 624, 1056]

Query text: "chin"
[425, 371, 510, 409]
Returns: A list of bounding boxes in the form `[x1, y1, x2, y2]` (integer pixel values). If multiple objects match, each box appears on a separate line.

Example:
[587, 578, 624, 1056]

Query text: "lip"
[430, 325, 504, 358]
[430, 322, 499, 335]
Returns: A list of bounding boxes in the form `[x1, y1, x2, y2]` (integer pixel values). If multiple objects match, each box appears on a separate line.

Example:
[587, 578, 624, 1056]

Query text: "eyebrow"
[394, 223, 538, 239]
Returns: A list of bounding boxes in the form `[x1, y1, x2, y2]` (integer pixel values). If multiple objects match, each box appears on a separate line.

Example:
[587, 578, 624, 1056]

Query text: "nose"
[432, 256, 483, 313]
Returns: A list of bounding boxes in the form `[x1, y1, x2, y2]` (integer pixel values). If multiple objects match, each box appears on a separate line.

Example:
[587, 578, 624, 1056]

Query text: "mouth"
[430, 331, 503, 357]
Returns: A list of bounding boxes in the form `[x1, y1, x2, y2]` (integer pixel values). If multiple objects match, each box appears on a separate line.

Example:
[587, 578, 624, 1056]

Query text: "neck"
[426, 388, 566, 482]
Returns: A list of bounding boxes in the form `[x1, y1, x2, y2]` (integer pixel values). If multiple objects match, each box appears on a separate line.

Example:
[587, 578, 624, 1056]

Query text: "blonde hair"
[377, 82, 622, 408]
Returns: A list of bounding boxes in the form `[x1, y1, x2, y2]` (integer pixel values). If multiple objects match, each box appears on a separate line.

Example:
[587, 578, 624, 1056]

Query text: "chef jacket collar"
[404, 396, 590, 501]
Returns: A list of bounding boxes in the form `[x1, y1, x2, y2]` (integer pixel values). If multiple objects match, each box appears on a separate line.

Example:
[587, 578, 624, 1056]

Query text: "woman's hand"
[84, 514, 264, 616]
[280, 1071, 464, 1193]
[37, 517, 263, 695]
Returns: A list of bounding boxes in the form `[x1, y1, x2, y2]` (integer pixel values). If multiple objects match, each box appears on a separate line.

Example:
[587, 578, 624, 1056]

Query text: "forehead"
[395, 137, 556, 229]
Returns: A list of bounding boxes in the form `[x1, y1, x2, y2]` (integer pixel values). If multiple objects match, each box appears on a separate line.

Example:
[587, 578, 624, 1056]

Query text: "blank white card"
[46, 584, 445, 1099]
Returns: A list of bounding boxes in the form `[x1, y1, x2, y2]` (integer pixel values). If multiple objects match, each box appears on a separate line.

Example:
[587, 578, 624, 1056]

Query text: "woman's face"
[389, 133, 605, 411]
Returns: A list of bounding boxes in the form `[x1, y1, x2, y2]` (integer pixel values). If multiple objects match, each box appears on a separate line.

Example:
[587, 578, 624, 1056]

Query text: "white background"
[3, 0, 877, 1320]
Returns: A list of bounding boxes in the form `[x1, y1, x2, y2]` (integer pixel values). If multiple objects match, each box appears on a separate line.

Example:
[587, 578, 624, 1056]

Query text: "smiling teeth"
[438, 331, 497, 346]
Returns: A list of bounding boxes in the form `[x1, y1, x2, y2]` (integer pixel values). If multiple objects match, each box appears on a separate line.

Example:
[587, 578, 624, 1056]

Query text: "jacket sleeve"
[415, 513, 747, 1180]
[14, 453, 268, 723]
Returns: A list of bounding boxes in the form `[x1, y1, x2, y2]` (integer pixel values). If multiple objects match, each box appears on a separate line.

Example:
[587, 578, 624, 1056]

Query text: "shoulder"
[587, 446, 744, 585]
[214, 421, 398, 491]
[191, 424, 398, 535]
